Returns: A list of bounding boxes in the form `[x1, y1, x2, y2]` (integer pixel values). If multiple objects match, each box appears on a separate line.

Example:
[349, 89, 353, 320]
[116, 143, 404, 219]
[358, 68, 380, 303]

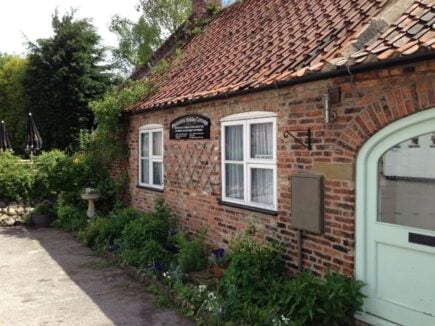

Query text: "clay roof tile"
[127, 0, 434, 113]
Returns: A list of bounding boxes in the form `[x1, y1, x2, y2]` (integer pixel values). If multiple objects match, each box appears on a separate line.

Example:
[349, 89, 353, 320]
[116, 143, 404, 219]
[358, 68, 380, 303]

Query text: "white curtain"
[141, 132, 150, 184]
[153, 161, 163, 185]
[141, 159, 149, 184]
[251, 168, 273, 205]
[141, 133, 149, 158]
[251, 122, 273, 159]
[225, 125, 243, 160]
[225, 125, 244, 199]
[152, 131, 163, 156]
[225, 163, 244, 199]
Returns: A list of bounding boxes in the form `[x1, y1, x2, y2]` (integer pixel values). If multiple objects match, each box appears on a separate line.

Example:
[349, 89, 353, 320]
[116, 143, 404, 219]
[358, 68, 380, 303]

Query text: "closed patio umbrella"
[25, 113, 42, 155]
[0, 120, 13, 152]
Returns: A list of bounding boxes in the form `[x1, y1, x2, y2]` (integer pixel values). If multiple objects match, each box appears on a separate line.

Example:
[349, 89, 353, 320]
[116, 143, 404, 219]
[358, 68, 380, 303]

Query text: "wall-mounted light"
[323, 87, 340, 124]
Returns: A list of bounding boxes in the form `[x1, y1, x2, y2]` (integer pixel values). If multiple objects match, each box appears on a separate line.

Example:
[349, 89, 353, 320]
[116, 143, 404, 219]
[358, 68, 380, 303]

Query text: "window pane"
[251, 168, 273, 205]
[251, 122, 273, 159]
[225, 125, 243, 161]
[141, 159, 149, 184]
[141, 133, 149, 158]
[153, 131, 163, 156]
[378, 132, 435, 231]
[153, 161, 163, 186]
[225, 163, 244, 200]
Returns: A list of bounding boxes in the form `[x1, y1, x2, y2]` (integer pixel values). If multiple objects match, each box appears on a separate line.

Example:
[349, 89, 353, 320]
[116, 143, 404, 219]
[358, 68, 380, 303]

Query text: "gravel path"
[0, 226, 193, 326]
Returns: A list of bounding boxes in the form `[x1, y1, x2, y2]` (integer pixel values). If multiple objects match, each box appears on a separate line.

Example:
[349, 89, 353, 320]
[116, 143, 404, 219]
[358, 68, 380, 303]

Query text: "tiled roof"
[126, 0, 434, 113]
[326, 0, 435, 68]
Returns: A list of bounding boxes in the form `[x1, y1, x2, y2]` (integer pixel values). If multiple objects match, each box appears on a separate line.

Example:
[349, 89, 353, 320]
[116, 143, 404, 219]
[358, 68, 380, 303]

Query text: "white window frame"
[139, 124, 164, 190]
[221, 112, 277, 211]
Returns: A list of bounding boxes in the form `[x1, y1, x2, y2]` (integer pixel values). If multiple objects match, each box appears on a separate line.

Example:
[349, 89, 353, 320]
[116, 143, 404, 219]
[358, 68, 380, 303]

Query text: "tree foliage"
[24, 10, 117, 151]
[110, 0, 192, 73]
[89, 79, 156, 167]
[0, 54, 28, 151]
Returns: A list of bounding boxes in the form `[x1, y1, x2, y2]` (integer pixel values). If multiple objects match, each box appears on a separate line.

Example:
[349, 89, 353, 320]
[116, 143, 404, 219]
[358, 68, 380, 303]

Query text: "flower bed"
[50, 199, 365, 326]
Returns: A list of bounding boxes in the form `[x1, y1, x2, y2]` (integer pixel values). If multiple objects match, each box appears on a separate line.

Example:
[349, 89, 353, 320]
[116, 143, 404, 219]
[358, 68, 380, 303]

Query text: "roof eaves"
[125, 49, 435, 116]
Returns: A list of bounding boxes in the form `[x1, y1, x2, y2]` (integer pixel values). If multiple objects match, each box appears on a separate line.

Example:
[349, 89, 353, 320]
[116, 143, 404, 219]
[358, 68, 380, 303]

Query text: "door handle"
[409, 232, 435, 247]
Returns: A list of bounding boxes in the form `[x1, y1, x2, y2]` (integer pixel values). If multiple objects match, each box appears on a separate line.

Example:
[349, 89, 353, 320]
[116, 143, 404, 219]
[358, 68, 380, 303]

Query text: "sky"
[0, 0, 141, 55]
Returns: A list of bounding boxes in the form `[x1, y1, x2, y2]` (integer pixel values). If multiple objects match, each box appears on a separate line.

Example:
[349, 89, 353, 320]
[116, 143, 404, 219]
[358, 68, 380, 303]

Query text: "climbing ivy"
[89, 79, 157, 167]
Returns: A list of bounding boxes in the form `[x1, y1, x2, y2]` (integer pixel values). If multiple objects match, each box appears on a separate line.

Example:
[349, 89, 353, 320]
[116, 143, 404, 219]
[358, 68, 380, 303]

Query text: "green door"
[356, 109, 435, 325]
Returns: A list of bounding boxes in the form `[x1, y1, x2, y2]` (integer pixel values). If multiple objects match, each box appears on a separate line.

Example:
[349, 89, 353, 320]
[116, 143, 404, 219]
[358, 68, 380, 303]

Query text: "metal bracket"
[283, 128, 312, 150]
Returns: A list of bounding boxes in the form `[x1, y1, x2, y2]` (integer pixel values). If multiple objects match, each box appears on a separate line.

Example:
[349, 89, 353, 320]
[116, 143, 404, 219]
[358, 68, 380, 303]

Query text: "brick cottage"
[116, 0, 435, 324]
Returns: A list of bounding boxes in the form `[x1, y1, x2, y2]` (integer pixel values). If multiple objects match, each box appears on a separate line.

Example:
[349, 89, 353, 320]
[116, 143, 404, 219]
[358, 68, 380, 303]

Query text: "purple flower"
[152, 262, 163, 272]
[213, 248, 225, 258]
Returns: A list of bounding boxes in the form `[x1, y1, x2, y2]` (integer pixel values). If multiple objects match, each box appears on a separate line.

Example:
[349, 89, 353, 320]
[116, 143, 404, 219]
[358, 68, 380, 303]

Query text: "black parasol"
[0, 120, 13, 152]
[25, 113, 43, 155]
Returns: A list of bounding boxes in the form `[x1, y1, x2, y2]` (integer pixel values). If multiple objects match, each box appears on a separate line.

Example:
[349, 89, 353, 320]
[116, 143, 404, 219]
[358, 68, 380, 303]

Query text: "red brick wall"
[120, 60, 435, 276]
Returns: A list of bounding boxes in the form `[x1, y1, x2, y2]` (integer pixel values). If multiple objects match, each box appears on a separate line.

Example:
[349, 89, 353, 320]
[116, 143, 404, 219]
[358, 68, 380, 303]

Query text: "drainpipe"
[297, 229, 303, 272]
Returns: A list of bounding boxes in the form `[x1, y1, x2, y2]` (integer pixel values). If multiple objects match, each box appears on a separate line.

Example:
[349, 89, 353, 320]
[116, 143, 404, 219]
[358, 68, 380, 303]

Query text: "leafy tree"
[0, 54, 28, 151]
[110, 0, 191, 73]
[24, 10, 117, 151]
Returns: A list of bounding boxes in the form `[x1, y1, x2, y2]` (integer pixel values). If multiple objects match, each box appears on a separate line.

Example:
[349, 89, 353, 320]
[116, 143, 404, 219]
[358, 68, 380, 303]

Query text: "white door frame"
[355, 107, 435, 325]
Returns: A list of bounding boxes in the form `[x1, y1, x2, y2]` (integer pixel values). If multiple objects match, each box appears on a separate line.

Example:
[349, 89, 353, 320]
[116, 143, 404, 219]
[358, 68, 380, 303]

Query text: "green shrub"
[212, 227, 364, 325]
[32, 203, 53, 215]
[270, 272, 321, 325]
[32, 150, 67, 199]
[78, 216, 112, 247]
[176, 230, 210, 273]
[266, 271, 365, 326]
[52, 202, 87, 232]
[78, 208, 140, 248]
[315, 272, 365, 325]
[0, 152, 34, 201]
[106, 208, 142, 243]
[49, 153, 96, 195]
[120, 218, 169, 267]
[0, 150, 117, 204]
[119, 200, 174, 267]
[217, 227, 284, 312]
[48, 152, 122, 223]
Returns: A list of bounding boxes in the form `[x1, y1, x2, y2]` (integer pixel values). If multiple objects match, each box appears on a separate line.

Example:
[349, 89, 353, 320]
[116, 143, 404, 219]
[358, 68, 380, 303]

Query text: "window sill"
[137, 184, 164, 193]
[218, 199, 277, 216]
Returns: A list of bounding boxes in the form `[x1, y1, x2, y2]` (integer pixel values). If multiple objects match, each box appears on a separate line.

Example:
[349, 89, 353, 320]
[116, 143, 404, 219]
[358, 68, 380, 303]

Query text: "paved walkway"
[0, 227, 193, 326]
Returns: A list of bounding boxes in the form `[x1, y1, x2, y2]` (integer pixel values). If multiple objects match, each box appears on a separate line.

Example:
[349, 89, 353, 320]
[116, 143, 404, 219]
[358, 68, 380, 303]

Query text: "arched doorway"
[356, 108, 435, 325]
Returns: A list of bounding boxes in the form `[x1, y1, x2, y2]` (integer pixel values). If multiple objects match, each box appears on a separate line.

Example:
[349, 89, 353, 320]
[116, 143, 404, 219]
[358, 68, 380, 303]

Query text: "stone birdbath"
[80, 190, 100, 219]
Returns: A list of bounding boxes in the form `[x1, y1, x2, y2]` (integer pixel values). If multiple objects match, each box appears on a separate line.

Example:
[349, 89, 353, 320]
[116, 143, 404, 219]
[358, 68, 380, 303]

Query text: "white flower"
[198, 285, 207, 293]
[208, 292, 216, 300]
[280, 315, 290, 324]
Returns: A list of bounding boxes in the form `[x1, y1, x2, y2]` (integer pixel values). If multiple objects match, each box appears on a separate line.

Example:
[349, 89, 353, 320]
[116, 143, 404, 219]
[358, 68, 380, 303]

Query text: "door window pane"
[152, 131, 163, 156]
[225, 163, 244, 199]
[141, 133, 149, 157]
[251, 122, 273, 159]
[153, 161, 163, 185]
[378, 132, 435, 231]
[251, 168, 273, 205]
[141, 159, 149, 184]
[225, 125, 243, 161]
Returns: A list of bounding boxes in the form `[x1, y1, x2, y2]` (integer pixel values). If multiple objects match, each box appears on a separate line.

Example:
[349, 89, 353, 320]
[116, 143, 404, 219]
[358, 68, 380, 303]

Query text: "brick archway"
[337, 77, 434, 157]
